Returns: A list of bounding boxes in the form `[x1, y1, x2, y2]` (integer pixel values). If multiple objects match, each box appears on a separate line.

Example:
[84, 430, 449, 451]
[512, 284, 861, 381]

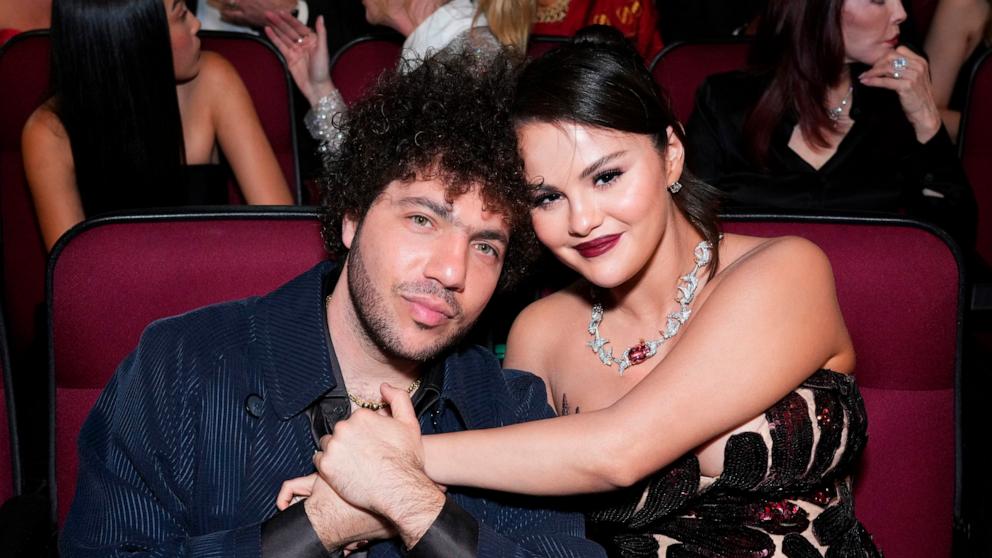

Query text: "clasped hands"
[276, 384, 446, 553]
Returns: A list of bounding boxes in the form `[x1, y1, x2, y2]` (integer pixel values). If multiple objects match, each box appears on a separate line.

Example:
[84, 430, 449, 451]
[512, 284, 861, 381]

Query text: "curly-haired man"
[60, 50, 604, 557]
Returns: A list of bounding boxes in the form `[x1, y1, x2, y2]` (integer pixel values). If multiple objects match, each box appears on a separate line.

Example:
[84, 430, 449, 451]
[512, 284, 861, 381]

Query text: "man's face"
[342, 178, 510, 362]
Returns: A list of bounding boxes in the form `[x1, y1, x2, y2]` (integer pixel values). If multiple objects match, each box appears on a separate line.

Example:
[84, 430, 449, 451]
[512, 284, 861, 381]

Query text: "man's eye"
[410, 215, 431, 227]
[475, 243, 500, 258]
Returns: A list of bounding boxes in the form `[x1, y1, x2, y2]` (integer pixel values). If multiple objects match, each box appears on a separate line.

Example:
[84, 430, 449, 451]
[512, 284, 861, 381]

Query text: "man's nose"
[424, 233, 468, 292]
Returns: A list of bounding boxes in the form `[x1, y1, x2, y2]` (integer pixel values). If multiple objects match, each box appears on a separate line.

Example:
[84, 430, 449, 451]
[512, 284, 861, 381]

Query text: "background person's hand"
[265, 12, 336, 105]
[214, 0, 295, 28]
[859, 46, 942, 143]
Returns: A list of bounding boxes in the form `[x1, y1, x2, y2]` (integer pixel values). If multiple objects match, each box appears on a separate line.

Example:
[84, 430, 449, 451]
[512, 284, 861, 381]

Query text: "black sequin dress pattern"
[586, 370, 882, 557]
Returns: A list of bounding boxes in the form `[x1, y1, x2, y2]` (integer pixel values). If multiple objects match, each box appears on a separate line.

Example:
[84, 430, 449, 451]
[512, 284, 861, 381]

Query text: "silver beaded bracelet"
[304, 90, 346, 153]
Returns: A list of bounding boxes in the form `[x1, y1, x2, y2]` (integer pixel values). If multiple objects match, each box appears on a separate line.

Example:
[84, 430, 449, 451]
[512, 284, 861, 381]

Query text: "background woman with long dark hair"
[22, 0, 293, 251]
[684, 0, 975, 247]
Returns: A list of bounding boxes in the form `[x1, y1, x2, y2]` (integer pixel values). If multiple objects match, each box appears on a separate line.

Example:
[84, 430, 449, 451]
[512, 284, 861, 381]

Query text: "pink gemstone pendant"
[627, 341, 650, 365]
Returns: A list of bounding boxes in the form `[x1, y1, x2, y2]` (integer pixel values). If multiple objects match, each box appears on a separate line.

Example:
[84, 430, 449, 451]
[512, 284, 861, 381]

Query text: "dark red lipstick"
[574, 233, 622, 258]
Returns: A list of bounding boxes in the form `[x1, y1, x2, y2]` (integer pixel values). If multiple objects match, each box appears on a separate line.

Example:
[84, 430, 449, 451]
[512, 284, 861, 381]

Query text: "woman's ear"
[663, 126, 686, 185]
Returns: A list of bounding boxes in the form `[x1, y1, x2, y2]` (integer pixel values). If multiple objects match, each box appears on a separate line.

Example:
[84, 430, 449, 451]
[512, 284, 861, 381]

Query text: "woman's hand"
[859, 46, 942, 143]
[264, 12, 336, 106]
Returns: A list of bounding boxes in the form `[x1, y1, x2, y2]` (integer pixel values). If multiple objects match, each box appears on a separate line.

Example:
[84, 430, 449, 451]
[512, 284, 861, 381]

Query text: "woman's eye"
[593, 170, 623, 187]
[531, 191, 561, 208]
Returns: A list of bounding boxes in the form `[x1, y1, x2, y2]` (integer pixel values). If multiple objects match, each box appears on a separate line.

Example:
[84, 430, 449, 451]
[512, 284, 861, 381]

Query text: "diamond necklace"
[586, 240, 713, 376]
[325, 294, 422, 410]
[827, 85, 854, 123]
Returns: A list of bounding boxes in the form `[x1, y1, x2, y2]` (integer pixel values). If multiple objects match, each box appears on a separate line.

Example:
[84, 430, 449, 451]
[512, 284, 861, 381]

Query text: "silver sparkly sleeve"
[304, 89, 346, 153]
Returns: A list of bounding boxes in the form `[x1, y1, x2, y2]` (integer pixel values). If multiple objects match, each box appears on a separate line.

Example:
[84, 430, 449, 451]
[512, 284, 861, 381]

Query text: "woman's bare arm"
[423, 237, 852, 494]
[203, 53, 294, 204]
[22, 107, 85, 251]
[924, 0, 990, 139]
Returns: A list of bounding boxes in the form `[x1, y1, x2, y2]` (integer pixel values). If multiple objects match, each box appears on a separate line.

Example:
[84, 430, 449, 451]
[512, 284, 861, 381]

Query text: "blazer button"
[244, 394, 265, 418]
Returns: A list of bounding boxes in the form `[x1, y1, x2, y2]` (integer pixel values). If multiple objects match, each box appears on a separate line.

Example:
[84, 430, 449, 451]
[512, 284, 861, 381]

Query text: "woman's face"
[841, 0, 906, 64]
[164, 0, 201, 81]
[517, 121, 683, 289]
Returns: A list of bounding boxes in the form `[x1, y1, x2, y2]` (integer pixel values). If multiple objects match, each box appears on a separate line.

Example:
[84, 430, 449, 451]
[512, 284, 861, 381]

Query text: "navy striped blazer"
[60, 262, 603, 557]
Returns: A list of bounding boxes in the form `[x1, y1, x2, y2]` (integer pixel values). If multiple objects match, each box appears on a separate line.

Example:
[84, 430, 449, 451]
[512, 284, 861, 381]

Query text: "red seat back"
[0, 31, 50, 378]
[650, 40, 751, 123]
[723, 215, 961, 558]
[328, 34, 570, 107]
[1, 305, 21, 502]
[960, 50, 992, 265]
[330, 35, 404, 106]
[198, 31, 301, 202]
[48, 208, 327, 523]
[526, 35, 569, 59]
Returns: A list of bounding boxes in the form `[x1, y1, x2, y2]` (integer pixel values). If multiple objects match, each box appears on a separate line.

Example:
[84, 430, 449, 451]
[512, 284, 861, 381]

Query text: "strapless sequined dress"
[586, 370, 882, 557]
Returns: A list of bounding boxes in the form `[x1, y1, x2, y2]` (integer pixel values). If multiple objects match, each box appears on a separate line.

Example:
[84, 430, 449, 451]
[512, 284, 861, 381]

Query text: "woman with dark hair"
[684, 0, 975, 246]
[283, 26, 880, 556]
[22, 0, 293, 251]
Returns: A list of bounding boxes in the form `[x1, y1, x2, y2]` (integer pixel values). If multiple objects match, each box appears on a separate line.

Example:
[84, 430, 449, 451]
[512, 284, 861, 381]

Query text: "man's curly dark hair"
[319, 49, 539, 291]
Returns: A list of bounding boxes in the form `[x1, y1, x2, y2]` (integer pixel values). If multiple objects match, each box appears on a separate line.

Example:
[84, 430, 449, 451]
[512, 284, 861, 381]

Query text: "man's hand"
[313, 384, 446, 549]
[297, 473, 397, 552]
[214, 0, 295, 29]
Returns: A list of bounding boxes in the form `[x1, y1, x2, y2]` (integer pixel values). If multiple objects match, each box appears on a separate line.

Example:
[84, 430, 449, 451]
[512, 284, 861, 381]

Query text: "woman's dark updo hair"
[512, 25, 722, 276]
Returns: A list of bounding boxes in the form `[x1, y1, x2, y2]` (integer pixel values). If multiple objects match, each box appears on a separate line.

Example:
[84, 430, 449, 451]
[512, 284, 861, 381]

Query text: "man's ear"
[342, 212, 359, 249]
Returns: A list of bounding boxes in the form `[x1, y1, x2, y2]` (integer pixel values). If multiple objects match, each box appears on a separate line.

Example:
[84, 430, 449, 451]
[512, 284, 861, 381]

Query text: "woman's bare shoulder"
[23, 102, 71, 160]
[717, 233, 833, 284]
[704, 233, 841, 325]
[181, 51, 243, 96]
[23, 102, 65, 140]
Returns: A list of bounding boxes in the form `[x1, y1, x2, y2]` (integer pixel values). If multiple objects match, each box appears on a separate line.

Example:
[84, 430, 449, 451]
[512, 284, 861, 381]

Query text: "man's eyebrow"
[473, 228, 509, 247]
[400, 196, 453, 222]
[579, 151, 626, 180]
[399, 195, 508, 246]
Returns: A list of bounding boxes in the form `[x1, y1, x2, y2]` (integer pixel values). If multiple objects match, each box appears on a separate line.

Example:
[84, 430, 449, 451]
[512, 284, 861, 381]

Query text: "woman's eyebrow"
[579, 151, 626, 180]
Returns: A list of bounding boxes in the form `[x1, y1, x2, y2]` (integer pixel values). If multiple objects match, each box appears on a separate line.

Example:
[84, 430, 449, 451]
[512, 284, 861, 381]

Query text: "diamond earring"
[667, 181, 683, 194]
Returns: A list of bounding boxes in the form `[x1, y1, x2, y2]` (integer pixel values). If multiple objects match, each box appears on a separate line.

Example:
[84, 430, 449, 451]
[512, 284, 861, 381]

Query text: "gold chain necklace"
[535, 0, 570, 23]
[325, 294, 422, 411]
[348, 378, 422, 411]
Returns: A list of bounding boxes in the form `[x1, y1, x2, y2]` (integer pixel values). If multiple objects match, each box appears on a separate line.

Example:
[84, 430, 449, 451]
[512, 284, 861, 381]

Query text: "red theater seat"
[0, 31, 50, 381]
[526, 35, 569, 58]
[199, 31, 302, 203]
[723, 215, 962, 558]
[47, 208, 326, 524]
[1, 305, 21, 503]
[650, 40, 751, 124]
[329, 34, 571, 107]
[330, 35, 404, 105]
